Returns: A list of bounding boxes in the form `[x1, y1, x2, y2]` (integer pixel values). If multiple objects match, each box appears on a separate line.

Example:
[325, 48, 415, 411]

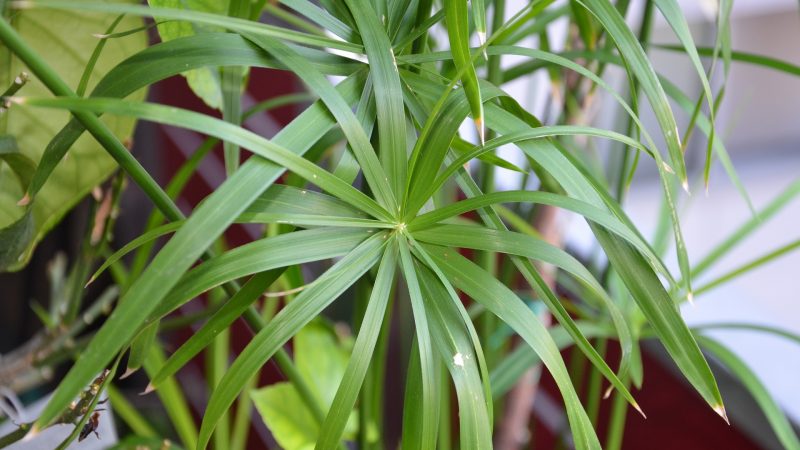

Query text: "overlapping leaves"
[5, 1, 800, 449]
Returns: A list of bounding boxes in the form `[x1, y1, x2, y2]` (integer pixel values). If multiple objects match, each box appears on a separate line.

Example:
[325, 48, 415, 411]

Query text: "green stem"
[0, 423, 31, 448]
[605, 380, 630, 450]
[586, 338, 607, 426]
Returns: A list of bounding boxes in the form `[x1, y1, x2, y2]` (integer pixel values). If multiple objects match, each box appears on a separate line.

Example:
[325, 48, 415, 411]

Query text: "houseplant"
[1, 0, 799, 448]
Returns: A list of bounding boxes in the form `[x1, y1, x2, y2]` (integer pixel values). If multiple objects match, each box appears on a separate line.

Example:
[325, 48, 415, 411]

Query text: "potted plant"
[1, 0, 798, 448]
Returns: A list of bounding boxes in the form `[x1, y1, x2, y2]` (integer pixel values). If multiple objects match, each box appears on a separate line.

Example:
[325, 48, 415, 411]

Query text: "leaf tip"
[17, 193, 30, 206]
[682, 179, 691, 195]
[474, 117, 485, 146]
[603, 385, 613, 399]
[686, 291, 695, 305]
[141, 383, 156, 395]
[120, 367, 137, 380]
[632, 401, 647, 419]
[477, 31, 487, 59]
[713, 404, 730, 425]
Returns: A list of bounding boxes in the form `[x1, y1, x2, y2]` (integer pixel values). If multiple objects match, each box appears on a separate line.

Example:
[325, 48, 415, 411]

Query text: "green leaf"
[21, 96, 391, 221]
[416, 260, 493, 450]
[698, 336, 800, 450]
[424, 244, 601, 450]
[27, 1, 363, 54]
[147, 0, 229, 108]
[142, 343, 199, 449]
[597, 230, 725, 415]
[316, 243, 398, 449]
[32, 71, 367, 430]
[444, 0, 484, 142]
[409, 190, 671, 282]
[0, 135, 35, 192]
[0, 3, 146, 270]
[576, 0, 688, 186]
[125, 322, 158, 377]
[344, 0, 407, 201]
[414, 224, 633, 381]
[242, 33, 396, 212]
[252, 321, 358, 450]
[491, 323, 613, 397]
[197, 233, 388, 449]
[150, 228, 371, 322]
[655, 44, 800, 77]
[693, 178, 800, 278]
[149, 270, 280, 389]
[398, 238, 439, 449]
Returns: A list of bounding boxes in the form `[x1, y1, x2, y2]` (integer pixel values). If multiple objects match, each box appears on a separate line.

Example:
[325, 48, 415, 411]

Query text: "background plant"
[1, 0, 799, 449]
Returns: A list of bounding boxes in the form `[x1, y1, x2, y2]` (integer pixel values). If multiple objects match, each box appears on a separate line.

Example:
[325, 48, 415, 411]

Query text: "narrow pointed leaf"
[344, 0, 407, 200]
[425, 244, 601, 450]
[698, 336, 800, 450]
[398, 238, 439, 449]
[316, 243, 398, 449]
[444, 0, 484, 143]
[149, 270, 280, 389]
[197, 233, 388, 449]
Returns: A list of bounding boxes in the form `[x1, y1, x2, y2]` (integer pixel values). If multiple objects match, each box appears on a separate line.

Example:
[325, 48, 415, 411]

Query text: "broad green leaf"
[0, 3, 146, 270]
[252, 321, 358, 450]
[316, 243, 397, 449]
[26, 1, 363, 54]
[252, 384, 319, 450]
[698, 336, 800, 450]
[425, 244, 601, 450]
[197, 233, 388, 449]
[0, 135, 35, 192]
[148, 0, 229, 109]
